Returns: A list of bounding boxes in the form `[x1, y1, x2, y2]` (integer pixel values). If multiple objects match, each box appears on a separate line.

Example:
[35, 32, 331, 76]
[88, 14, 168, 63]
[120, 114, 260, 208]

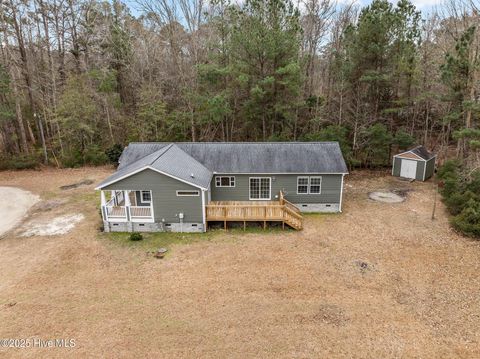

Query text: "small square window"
[141, 190, 152, 203]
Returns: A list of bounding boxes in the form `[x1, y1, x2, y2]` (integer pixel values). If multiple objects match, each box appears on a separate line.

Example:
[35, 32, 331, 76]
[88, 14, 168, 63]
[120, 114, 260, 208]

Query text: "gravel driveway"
[0, 186, 39, 236]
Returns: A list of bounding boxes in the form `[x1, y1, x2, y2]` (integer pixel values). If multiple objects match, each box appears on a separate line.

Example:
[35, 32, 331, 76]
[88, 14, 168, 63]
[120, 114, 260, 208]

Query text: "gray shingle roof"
[118, 142, 348, 174]
[96, 144, 213, 189]
[409, 145, 435, 160]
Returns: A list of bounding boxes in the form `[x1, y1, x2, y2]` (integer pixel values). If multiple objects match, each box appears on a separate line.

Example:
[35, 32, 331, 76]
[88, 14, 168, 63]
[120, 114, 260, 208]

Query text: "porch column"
[124, 190, 131, 221]
[100, 191, 106, 220]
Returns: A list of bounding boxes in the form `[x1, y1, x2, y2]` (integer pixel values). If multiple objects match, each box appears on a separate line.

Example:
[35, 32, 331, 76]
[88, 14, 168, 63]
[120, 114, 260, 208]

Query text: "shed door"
[400, 159, 417, 179]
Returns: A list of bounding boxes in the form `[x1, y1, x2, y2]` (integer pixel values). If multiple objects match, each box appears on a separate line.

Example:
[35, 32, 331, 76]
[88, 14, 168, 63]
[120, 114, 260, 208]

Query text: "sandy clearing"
[20, 213, 85, 237]
[0, 186, 39, 237]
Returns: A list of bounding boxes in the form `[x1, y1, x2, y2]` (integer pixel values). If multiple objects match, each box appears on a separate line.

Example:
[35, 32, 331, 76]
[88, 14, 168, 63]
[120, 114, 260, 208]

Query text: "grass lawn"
[1, 167, 480, 358]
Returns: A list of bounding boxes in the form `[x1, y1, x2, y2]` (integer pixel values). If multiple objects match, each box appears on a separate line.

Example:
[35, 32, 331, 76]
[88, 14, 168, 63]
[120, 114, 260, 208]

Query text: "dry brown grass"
[0, 167, 479, 358]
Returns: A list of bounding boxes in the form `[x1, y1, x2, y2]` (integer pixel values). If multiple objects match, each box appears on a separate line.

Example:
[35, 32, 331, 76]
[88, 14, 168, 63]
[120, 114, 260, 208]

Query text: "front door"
[400, 159, 417, 179]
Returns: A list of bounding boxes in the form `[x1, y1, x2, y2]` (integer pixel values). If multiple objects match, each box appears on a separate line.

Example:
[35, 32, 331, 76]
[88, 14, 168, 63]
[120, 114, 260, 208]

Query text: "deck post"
[263, 207, 267, 230]
[243, 207, 246, 231]
[224, 206, 227, 231]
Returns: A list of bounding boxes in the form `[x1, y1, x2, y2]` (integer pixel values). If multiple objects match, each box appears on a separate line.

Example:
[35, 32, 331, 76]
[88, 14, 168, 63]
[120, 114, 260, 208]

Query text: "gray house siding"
[210, 174, 343, 204]
[424, 157, 435, 180]
[102, 168, 203, 223]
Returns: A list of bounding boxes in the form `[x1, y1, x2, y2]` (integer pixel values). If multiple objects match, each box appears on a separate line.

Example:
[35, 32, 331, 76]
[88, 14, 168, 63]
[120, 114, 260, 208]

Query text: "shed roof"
[397, 145, 435, 161]
[96, 144, 213, 189]
[118, 142, 349, 174]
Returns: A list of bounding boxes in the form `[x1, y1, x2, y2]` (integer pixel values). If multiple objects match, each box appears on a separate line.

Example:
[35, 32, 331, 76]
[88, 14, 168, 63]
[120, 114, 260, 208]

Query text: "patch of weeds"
[70, 191, 98, 204]
[129, 232, 143, 241]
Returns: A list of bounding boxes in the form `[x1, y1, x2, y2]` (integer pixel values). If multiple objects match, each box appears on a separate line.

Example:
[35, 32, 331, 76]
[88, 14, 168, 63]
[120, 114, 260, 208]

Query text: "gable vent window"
[215, 176, 235, 187]
[297, 176, 322, 194]
[176, 190, 200, 197]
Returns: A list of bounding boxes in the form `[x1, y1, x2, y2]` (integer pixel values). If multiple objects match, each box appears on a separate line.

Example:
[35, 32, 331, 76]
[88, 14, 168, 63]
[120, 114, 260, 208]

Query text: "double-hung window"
[297, 177, 309, 194]
[215, 176, 235, 187]
[297, 176, 322, 194]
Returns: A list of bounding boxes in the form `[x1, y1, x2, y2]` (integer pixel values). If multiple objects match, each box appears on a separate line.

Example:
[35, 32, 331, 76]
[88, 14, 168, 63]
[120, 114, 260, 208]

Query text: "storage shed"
[392, 146, 436, 181]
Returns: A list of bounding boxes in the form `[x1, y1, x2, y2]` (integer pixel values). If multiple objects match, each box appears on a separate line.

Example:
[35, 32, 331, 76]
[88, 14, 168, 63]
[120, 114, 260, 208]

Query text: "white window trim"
[297, 176, 309, 194]
[309, 176, 322, 195]
[249, 177, 271, 201]
[176, 190, 200, 197]
[215, 176, 236, 188]
[297, 176, 322, 194]
[140, 190, 152, 204]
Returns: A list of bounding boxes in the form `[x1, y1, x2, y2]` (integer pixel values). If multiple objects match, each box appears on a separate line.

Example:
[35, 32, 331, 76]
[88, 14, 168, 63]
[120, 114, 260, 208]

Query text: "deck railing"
[206, 195, 303, 230]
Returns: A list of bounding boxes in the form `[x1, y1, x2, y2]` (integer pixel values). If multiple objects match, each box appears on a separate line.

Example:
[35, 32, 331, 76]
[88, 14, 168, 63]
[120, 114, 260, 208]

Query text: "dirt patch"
[60, 179, 94, 190]
[369, 191, 405, 203]
[32, 199, 68, 212]
[0, 186, 39, 237]
[20, 213, 85, 237]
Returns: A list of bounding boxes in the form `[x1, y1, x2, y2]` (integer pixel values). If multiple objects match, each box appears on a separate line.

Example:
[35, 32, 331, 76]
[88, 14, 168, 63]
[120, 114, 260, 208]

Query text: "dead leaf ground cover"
[0, 167, 479, 358]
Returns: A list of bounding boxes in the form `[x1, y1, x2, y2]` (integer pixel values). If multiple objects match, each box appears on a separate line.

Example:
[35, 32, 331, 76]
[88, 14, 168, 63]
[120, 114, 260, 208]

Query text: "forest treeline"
[0, 0, 478, 170]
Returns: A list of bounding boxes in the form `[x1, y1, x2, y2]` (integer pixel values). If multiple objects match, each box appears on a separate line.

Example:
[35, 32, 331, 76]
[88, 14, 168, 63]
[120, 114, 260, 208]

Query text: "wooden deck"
[206, 193, 303, 230]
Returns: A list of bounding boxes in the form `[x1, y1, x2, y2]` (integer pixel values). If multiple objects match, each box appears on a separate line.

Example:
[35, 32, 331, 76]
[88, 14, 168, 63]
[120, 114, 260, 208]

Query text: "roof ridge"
[128, 141, 340, 145]
[152, 143, 174, 163]
[144, 143, 174, 166]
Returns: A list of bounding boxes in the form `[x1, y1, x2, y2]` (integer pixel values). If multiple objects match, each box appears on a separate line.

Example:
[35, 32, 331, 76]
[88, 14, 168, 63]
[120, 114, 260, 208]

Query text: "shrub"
[84, 144, 108, 165]
[60, 150, 83, 168]
[438, 161, 480, 239]
[129, 232, 143, 241]
[0, 154, 39, 170]
[105, 144, 123, 165]
[393, 129, 415, 150]
[60, 145, 109, 167]
[451, 200, 480, 238]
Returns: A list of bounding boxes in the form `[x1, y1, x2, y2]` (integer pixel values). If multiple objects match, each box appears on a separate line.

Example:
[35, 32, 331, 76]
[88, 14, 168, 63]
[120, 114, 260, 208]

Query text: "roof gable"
[396, 145, 435, 161]
[96, 144, 212, 189]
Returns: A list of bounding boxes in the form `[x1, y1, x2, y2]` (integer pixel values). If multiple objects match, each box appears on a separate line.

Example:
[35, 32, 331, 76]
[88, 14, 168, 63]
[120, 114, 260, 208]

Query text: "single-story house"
[392, 145, 436, 181]
[95, 142, 348, 233]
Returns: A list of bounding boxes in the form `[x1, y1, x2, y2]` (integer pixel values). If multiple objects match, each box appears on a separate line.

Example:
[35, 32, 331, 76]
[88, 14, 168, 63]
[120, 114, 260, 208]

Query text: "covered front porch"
[100, 190, 154, 223]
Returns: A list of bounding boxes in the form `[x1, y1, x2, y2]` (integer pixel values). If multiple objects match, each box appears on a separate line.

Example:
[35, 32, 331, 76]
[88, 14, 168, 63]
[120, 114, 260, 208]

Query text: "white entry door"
[400, 159, 417, 179]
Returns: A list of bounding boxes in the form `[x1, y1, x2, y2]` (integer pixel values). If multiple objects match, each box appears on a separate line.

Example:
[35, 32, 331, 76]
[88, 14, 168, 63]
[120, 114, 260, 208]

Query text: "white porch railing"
[130, 206, 154, 222]
[102, 191, 154, 223]
[105, 205, 128, 222]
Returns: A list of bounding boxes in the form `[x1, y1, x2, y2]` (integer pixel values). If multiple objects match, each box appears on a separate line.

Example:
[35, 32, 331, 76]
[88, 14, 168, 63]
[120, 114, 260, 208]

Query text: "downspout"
[201, 189, 207, 232]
